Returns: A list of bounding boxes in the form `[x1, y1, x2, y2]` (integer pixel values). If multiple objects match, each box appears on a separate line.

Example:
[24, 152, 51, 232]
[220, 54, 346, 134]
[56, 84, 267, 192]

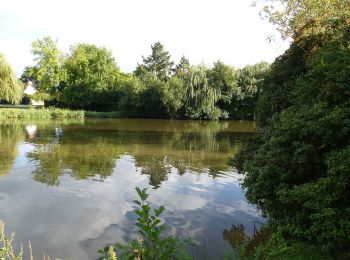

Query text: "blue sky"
[0, 0, 289, 75]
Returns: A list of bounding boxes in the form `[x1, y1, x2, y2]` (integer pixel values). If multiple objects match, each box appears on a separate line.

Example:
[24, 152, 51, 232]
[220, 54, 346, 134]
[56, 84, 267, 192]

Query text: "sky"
[0, 0, 289, 75]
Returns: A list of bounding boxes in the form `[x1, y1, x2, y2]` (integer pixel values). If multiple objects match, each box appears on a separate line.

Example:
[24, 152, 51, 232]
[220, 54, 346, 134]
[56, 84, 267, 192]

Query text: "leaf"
[158, 206, 165, 214]
[135, 210, 143, 217]
[135, 187, 142, 196]
[151, 219, 161, 229]
[133, 200, 142, 206]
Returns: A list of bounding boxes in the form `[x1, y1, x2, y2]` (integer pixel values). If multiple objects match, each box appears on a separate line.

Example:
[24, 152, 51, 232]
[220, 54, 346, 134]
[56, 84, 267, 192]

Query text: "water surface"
[0, 119, 263, 259]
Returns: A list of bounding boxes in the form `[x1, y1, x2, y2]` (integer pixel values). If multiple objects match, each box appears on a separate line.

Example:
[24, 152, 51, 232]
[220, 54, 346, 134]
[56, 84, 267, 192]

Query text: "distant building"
[24, 81, 38, 96]
[23, 80, 44, 107]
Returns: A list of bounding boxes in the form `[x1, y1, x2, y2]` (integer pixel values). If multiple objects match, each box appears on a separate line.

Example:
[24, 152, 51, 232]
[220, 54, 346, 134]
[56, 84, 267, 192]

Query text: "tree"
[0, 52, 23, 104]
[61, 44, 122, 110]
[137, 75, 167, 118]
[132, 42, 175, 118]
[140, 42, 174, 81]
[28, 36, 64, 97]
[161, 76, 186, 118]
[233, 62, 269, 119]
[174, 56, 190, 79]
[208, 61, 239, 116]
[258, 0, 349, 39]
[185, 65, 222, 119]
[117, 75, 144, 116]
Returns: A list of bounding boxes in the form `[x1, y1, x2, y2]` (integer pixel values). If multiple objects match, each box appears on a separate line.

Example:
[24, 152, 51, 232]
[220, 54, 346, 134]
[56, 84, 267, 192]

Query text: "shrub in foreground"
[99, 188, 192, 260]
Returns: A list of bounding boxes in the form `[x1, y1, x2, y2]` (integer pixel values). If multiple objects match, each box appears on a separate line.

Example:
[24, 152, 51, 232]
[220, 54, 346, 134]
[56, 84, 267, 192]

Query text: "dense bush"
[233, 2, 350, 256]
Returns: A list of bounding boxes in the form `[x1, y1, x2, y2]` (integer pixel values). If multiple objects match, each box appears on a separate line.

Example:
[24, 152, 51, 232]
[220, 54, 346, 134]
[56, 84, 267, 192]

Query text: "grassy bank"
[0, 107, 84, 119]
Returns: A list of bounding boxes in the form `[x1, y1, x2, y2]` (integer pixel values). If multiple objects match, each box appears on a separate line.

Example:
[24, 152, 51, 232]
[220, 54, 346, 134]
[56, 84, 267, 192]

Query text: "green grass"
[0, 107, 84, 119]
[0, 107, 124, 119]
[85, 110, 123, 118]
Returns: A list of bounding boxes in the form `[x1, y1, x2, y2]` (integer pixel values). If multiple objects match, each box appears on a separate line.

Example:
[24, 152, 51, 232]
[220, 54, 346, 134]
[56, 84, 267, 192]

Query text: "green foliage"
[174, 56, 190, 79]
[131, 55, 268, 119]
[232, 2, 350, 257]
[0, 53, 23, 104]
[30, 92, 51, 102]
[116, 75, 144, 116]
[258, 0, 350, 39]
[208, 61, 239, 116]
[61, 44, 122, 110]
[224, 226, 330, 260]
[138, 76, 168, 118]
[249, 231, 329, 260]
[28, 36, 64, 97]
[0, 107, 84, 119]
[233, 62, 269, 119]
[161, 76, 186, 118]
[18, 38, 267, 119]
[99, 188, 192, 260]
[185, 65, 222, 119]
[140, 42, 174, 81]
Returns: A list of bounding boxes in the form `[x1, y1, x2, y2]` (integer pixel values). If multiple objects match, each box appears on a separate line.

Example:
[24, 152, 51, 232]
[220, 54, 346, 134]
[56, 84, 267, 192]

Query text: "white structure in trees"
[24, 81, 38, 96]
[23, 80, 44, 106]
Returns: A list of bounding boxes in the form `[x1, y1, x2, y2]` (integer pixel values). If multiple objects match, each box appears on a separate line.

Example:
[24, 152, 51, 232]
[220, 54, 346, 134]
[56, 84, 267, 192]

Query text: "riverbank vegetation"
[232, 0, 350, 258]
[0, 107, 84, 119]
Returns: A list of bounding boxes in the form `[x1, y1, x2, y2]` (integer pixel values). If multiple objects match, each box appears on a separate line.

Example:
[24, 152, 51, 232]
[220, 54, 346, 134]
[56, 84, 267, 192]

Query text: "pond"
[0, 119, 264, 259]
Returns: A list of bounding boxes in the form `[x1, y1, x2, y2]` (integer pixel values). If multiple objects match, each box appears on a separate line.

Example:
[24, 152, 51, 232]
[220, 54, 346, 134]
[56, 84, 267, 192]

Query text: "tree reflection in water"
[0, 123, 25, 175]
[27, 142, 124, 185]
[0, 119, 254, 187]
[223, 223, 270, 256]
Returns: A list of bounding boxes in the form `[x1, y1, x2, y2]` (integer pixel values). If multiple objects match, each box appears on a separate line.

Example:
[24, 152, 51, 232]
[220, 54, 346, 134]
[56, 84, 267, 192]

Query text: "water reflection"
[25, 125, 38, 139]
[223, 223, 269, 256]
[1, 119, 253, 187]
[0, 123, 25, 175]
[0, 119, 262, 259]
[27, 142, 123, 185]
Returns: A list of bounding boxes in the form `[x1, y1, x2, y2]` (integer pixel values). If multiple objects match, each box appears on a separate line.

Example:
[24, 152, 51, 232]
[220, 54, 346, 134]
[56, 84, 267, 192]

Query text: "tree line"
[1, 38, 269, 119]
